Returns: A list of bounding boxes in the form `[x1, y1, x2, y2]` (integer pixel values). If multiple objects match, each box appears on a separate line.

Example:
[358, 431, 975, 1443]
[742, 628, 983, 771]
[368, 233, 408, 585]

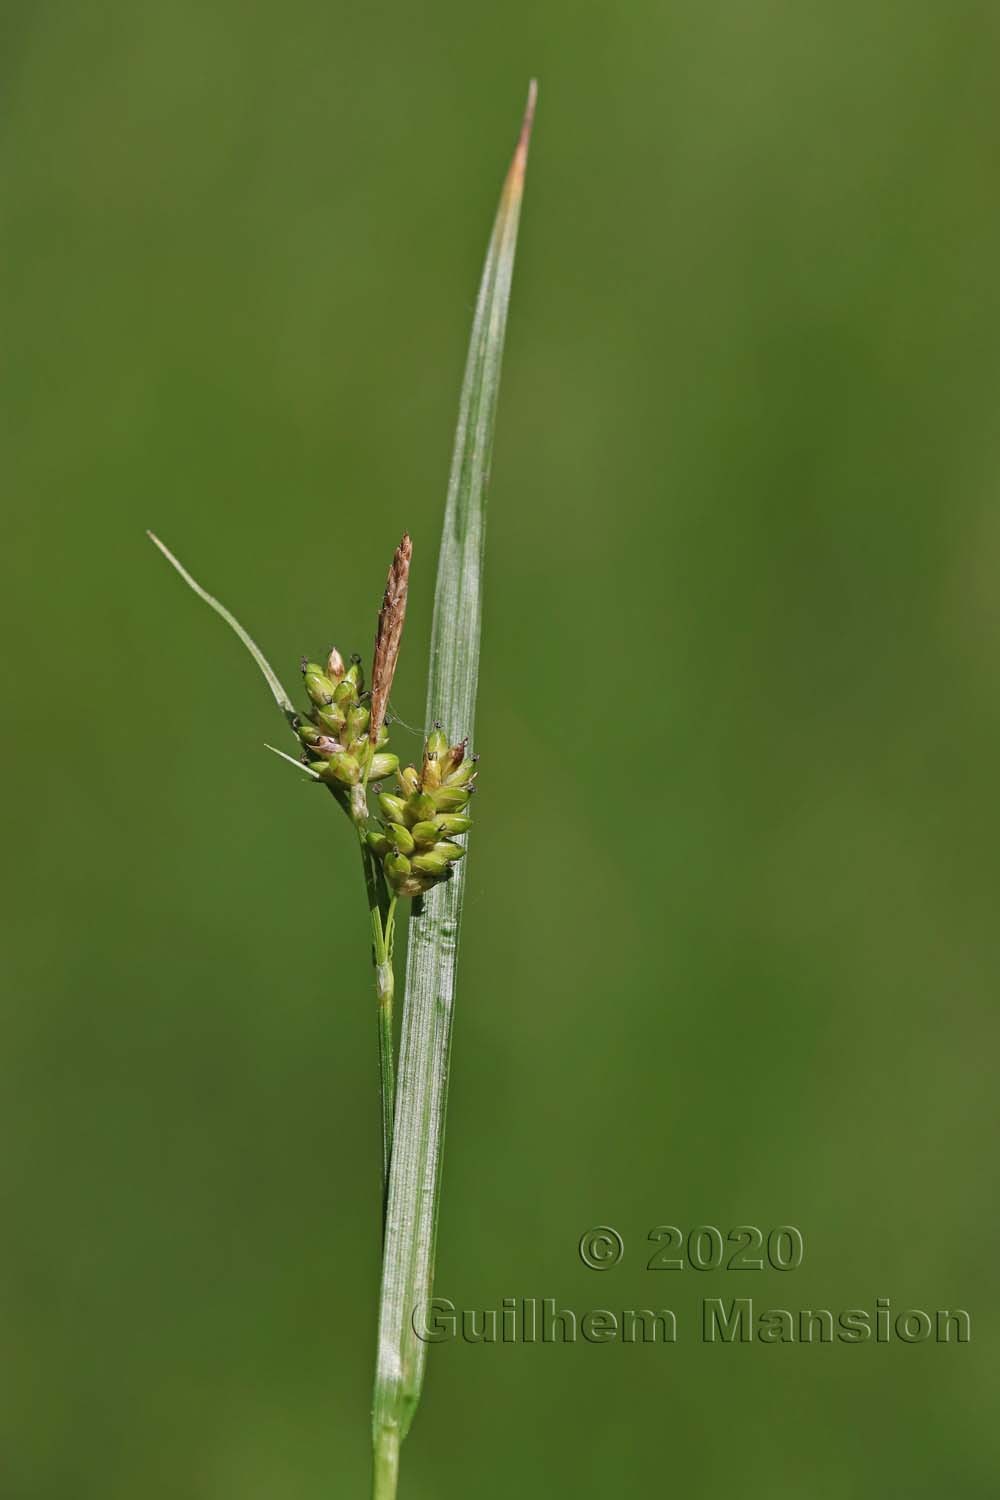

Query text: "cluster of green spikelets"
[295, 648, 476, 898]
[298, 648, 398, 788]
[367, 728, 475, 897]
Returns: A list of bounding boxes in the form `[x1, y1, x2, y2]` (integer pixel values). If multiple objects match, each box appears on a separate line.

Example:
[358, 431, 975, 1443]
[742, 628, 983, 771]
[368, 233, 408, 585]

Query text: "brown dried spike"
[369, 532, 412, 744]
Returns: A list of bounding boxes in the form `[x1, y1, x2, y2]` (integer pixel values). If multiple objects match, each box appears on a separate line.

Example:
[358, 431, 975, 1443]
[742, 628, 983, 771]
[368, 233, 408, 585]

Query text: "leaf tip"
[507, 80, 537, 193]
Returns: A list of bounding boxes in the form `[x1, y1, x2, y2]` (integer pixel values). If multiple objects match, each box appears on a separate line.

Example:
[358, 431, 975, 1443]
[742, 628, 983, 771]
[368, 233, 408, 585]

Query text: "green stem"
[372, 1425, 399, 1500]
[376, 898, 398, 1211]
[359, 838, 397, 1203]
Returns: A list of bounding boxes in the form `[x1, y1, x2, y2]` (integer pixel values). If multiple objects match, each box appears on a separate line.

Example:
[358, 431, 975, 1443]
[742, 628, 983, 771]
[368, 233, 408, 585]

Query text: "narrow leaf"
[372, 80, 536, 1478]
[147, 531, 298, 726]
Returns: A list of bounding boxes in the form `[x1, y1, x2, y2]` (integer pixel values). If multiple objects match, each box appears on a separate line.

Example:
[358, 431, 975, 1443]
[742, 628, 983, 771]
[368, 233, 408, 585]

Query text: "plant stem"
[376, 897, 398, 1211]
[373, 1426, 400, 1500]
[359, 838, 397, 1203]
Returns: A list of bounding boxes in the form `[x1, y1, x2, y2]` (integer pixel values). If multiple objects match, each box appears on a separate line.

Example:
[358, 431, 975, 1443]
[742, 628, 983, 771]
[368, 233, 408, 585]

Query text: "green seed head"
[366, 729, 475, 895]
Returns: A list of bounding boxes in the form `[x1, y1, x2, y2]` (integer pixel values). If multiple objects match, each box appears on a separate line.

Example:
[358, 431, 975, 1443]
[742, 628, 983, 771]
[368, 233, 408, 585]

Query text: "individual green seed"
[315, 703, 346, 736]
[397, 765, 420, 797]
[431, 784, 470, 812]
[434, 841, 466, 861]
[327, 751, 360, 785]
[378, 793, 408, 823]
[347, 704, 370, 740]
[405, 792, 435, 825]
[444, 757, 476, 785]
[302, 662, 337, 707]
[385, 822, 415, 855]
[366, 830, 390, 857]
[370, 753, 400, 780]
[333, 678, 357, 707]
[297, 721, 324, 746]
[410, 820, 440, 849]
[421, 756, 442, 790]
[425, 727, 449, 758]
[385, 850, 412, 883]
[435, 814, 473, 835]
[411, 850, 450, 877]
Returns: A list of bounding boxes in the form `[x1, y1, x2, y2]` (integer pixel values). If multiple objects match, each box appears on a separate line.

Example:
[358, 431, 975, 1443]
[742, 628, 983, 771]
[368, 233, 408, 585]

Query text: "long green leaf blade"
[372, 81, 536, 1488]
[147, 531, 298, 726]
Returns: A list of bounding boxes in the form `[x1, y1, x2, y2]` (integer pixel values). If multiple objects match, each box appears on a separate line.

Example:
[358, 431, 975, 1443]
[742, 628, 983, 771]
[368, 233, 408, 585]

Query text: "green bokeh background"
[3, 3, 998, 1495]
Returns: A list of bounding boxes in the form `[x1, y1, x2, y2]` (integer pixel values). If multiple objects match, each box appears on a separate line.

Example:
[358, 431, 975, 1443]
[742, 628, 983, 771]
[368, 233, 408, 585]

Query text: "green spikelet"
[365, 728, 478, 898]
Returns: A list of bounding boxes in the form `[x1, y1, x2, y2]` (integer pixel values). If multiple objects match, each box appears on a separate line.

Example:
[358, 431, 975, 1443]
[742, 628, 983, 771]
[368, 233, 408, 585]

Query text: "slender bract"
[146, 531, 298, 726]
[147, 529, 402, 1206]
[371, 81, 536, 1495]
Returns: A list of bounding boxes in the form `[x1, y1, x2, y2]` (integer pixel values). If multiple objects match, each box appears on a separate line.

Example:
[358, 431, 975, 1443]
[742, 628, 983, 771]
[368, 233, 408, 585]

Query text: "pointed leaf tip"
[506, 80, 538, 197]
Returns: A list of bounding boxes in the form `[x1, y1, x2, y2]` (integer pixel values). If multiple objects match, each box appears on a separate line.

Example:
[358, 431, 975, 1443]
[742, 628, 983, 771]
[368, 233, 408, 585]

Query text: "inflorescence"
[295, 650, 476, 899]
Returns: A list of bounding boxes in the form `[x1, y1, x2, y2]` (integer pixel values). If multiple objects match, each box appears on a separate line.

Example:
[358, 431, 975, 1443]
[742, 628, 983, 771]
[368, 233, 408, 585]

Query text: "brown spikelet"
[369, 533, 412, 744]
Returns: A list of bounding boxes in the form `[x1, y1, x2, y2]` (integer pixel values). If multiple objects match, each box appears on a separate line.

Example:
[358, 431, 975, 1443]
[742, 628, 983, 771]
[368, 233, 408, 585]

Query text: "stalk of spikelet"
[365, 727, 477, 898]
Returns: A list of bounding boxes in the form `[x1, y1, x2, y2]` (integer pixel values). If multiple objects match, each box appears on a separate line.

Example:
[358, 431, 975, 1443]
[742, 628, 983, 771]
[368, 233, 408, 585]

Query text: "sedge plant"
[149, 82, 535, 1500]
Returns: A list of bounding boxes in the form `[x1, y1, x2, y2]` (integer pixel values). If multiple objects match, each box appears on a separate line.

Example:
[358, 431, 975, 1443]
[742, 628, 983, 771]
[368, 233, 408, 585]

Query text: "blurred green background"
[3, 2, 998, 1495]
